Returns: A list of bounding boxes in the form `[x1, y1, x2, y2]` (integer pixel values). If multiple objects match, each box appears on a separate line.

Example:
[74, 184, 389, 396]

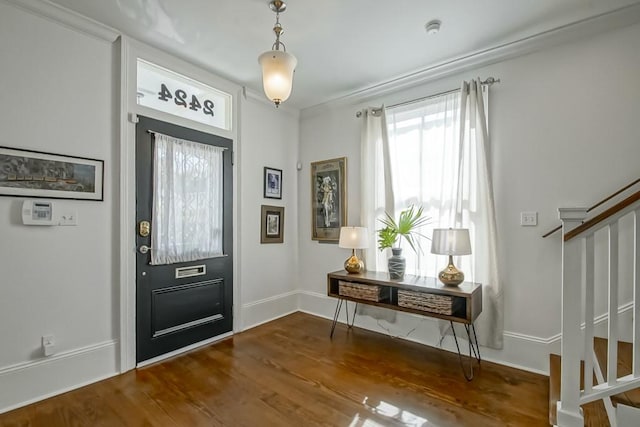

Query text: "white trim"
[243, 309, 299, 331]
[300, 2, 640, 117]
[243, 86, 300, 117]
[242, 290, 299, 308]
[240, 290, 299, 330]
[118, 36, 137, 373]
[298, 291, 551, 373]
[503, 330, 559, 346]
[2, 0, 119, 43]
[136, 332, 233, 368]
[547, 301, 635, 344]
[0, 340, 116, 375]
[118, 37, 242, 374]
[0, 340, 118, 414]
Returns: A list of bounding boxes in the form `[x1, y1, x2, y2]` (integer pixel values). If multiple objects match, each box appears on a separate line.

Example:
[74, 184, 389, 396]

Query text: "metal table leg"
[330, 299, 343, 339]
[330, 299, 358, 338]
[450, 321, 481, 381]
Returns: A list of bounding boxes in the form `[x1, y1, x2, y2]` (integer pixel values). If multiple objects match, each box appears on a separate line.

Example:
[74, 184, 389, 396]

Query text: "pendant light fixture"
[258, 0, 297, 107]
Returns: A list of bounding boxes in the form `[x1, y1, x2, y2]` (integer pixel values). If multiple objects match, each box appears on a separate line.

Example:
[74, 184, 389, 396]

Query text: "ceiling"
[47, 0, 640, 109]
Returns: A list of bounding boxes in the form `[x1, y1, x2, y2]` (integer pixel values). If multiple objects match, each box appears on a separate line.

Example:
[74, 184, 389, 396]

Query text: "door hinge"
[231, 151, 235, 166]
[128, 113, 139, 124]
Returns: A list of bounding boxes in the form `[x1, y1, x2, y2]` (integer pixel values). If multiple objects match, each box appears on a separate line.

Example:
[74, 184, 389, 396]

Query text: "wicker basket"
[397, 290, 453, 315]
[338, 281, 381, 302]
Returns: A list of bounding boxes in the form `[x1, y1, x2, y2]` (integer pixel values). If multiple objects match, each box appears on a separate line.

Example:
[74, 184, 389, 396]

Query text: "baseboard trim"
[298, 290, 552, 374]
[241, 290, 299, 331]
[0, 340, 118, 414]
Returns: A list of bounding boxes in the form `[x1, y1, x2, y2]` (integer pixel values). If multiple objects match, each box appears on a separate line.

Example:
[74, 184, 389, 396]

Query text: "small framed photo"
[0, 146, 104, 201]
[261, 205, 284, 244]
[311, 157, 347, 242]
[263, 167, 282, 199]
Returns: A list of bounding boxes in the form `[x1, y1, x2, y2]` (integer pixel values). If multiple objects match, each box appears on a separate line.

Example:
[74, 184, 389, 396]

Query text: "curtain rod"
[146, 129, 229, 150]
[355, 77, 500, 118]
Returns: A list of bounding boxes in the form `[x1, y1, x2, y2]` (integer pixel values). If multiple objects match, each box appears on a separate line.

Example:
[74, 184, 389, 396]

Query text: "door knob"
[138, 245, 152, 254]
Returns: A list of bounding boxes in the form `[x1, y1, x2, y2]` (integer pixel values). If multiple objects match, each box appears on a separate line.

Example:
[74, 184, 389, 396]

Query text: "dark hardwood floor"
[0, 312, 549, 426]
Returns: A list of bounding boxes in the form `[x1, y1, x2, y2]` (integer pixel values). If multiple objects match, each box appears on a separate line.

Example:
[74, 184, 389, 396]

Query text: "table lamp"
[338, 226, 368, 274]
[431, 228, 472, 286]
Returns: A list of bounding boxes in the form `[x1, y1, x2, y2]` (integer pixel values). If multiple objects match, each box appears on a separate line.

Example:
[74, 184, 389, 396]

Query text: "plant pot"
[388, 248, 406, 280]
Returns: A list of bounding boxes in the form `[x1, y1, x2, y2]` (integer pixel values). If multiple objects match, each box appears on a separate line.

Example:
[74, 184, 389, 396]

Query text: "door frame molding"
[118, 36, 242, 372]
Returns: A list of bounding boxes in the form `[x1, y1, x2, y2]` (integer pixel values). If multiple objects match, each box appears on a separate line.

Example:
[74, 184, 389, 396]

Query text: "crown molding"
[242, 86, 301, 118]
[301, 2, 640, 119]
[2, 0, 119, 43]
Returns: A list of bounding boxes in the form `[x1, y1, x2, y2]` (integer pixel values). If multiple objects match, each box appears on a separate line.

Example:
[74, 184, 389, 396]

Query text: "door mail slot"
[175, 265, 206, 279]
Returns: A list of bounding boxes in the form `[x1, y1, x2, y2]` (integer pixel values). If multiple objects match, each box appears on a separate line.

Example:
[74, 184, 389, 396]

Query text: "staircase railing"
[543, 178, 640, 238]
[556, 190, 640, 426]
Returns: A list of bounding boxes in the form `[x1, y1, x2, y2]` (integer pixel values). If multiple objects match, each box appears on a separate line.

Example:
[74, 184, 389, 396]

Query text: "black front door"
[135, 116, 233, 363]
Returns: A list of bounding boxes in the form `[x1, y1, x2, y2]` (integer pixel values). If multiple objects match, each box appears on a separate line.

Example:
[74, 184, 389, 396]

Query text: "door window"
[151, 132, 225, 265]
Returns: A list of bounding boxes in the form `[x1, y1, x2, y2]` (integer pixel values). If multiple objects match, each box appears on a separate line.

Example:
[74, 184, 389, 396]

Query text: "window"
[364, 85, 489, 279]
[362, 81, 502, 349]
[385, 91, 463, 275]
[151, 133, 224, 265]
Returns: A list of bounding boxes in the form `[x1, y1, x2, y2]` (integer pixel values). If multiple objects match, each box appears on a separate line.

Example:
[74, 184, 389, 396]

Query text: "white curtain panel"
[360, 106, 395, 274]
[151, 133, 224, 265]
[360, 106, 397, 323]
[460, 80, 503, 350]
[384, 81, 503, 349]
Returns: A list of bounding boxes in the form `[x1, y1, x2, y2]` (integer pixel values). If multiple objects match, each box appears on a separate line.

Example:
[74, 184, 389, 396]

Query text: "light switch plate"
[521, 212, 538, 226]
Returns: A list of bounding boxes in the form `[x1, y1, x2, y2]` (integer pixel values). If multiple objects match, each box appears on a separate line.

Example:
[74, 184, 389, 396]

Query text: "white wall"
[1, 0, 638, 414]
[297, 21, 640, 373]
[0, 0, 301, 414]
[238, 95, 300, 329]
[0, 0, 118, 411]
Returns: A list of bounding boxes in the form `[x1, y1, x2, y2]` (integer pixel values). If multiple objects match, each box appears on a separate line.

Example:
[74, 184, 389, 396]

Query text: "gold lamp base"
[438, 255, 464, 286]
[344, 250, 364, 274]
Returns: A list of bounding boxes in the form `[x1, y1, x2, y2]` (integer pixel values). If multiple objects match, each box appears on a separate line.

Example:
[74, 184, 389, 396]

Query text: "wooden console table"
[327, 270, 483, 380]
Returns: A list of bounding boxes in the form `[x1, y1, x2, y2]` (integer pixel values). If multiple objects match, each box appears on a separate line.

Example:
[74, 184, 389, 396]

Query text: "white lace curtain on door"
[151, 133, 224, 265]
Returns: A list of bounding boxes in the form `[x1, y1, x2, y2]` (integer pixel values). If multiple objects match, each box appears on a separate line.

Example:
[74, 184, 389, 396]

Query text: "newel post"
[556, 207, 588, 427]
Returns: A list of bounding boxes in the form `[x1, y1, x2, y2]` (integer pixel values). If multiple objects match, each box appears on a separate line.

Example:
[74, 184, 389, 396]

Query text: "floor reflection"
[348, 397, 430, 426]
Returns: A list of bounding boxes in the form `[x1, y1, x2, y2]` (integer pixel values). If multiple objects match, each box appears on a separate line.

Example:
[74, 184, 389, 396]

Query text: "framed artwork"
[0, 146, 104, 201]
[261, 205, 284, 243]
[311, 157, 347, 242]
[263, 167, 282, 199]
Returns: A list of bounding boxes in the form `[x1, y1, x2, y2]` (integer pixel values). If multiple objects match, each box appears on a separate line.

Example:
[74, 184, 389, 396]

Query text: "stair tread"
[593, 337, 640, 409]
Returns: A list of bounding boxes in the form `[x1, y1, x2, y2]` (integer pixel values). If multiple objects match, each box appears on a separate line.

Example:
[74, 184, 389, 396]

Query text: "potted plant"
[377, 205, 430, 279]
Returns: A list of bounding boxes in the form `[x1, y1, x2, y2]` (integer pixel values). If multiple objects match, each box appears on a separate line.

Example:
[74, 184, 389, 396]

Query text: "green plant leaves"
[377, 205, 430, 253]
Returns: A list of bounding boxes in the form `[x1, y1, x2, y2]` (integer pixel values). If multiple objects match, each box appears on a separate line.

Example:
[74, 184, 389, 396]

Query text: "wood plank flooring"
[0, 312, 549, 426]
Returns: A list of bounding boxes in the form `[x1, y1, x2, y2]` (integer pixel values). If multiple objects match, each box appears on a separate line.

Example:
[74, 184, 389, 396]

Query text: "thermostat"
[22, 200, 54, 225]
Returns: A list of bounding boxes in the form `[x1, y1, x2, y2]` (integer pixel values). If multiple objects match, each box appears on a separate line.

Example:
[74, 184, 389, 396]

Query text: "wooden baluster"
[634, 209, 640, 377]
[583, 235, 595, 393]
[607, 222, 619, 386]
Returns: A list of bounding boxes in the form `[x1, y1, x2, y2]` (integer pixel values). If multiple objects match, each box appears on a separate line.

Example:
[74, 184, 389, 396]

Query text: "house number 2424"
[158, 83, 215, 116]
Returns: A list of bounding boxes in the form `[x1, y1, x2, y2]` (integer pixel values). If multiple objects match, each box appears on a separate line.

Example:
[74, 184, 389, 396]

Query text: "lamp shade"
[258, 49, 297, 104]
[431, 228, 472, 255]
[338, 227, 369, 249]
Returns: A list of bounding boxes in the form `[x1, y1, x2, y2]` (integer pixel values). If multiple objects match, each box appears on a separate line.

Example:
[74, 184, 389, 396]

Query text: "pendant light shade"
[259, 0, 296, 107]
[258, 49, 297, 107]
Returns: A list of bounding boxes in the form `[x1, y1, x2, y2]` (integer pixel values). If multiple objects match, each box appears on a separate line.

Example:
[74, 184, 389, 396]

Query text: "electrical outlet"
[42, 334, 55, 356]
[520, 212, 538, 226]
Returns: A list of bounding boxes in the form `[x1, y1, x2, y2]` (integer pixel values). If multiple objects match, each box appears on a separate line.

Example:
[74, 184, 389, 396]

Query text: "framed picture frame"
[0, 146, 104, 201]
[311, 157, 347, 242]
[261, 205, 284, 244]
[263, 166, 282, 199]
